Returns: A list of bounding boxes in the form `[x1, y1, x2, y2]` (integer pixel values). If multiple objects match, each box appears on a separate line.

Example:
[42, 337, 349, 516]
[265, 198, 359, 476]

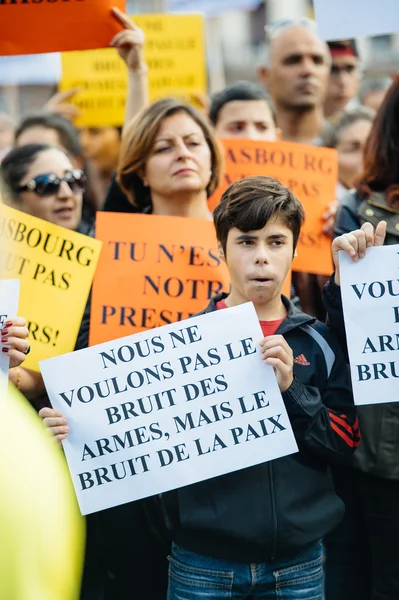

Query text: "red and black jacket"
[163, 293, 359, 563]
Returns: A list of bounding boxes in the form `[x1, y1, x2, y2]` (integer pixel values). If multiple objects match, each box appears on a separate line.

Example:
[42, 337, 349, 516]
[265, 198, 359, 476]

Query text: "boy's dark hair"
[209, 81, 272, 125]
[213, 176, 304, 255]
[14, 112, 81, 158]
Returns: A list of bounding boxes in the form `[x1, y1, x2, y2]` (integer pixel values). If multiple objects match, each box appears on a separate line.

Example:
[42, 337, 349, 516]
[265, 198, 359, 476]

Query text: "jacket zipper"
[269, 462, 278, 559]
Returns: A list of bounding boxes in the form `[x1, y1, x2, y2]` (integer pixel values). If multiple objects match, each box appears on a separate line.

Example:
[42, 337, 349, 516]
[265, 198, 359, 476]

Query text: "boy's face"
[222, 216, 294, 307]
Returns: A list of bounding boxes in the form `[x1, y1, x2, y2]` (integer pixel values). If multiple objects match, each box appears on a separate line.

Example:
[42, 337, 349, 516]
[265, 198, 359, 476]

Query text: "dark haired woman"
[324, 77, 399, 600]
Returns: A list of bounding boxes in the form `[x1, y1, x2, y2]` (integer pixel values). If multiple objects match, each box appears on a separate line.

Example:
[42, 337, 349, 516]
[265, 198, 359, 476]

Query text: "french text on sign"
[40, 302, 298, 515]
[209, 138, 337, 276]
[339, 245, 399, 406]
[89, 213, 231, 345]
[60, 13, 206, 127]
[0, 204, 102, 370]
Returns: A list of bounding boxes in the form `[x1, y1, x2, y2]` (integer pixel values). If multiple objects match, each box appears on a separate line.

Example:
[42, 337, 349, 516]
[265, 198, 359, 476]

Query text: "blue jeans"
[167, 541, 323, 599]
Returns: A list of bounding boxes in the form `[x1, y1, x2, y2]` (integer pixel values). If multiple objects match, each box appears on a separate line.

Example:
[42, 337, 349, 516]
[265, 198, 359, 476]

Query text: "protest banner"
[90, 213, 292, 346]
[313, 0, 399, 40]
[40, 302, 298, 515]
[60, 13, 206, 127]
[0, 279, 20, 400]
[90, 213, 231, 345]
[339, 244, 399, 406]
[0, 204, 102, 371]
[90, 213, 291, 345]
[0, 0, 125, 57]
[209, 139, 337, 275]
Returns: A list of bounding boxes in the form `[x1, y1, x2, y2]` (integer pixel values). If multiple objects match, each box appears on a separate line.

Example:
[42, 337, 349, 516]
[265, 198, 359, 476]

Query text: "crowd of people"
[1, 7, 399, 600]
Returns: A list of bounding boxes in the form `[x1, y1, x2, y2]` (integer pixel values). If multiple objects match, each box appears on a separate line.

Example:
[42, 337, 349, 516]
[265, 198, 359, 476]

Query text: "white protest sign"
[0, 279, 20, 400]
[314, 0, 399, 40]
[40, 302, 298, 515]
[339, 245, 399, 406]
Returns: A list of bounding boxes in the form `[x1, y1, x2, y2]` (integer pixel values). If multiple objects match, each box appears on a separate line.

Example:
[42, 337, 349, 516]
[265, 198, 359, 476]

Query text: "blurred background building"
[1, 0, 398, 118]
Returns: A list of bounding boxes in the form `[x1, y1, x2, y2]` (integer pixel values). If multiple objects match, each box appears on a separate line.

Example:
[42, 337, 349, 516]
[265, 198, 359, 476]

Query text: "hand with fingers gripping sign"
[259, 335, 294, 393]
[1, 317, 30, 369]
[39, 407, 69, 444]
[332, 221, 387, 286]
[109, 7, 147, 73]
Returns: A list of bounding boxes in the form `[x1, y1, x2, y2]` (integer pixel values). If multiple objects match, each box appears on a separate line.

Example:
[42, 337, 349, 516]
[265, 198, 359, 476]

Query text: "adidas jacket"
[163, 293, 359, 562]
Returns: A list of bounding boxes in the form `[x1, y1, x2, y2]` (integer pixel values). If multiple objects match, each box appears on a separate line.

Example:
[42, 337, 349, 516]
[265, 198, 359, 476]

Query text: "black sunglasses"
[18, 169, 86, 197]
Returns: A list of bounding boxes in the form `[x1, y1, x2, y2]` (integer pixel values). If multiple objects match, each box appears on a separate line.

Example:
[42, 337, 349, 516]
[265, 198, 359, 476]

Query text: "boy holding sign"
[42, 176, 358, 598]
[161, 176, 358, 599]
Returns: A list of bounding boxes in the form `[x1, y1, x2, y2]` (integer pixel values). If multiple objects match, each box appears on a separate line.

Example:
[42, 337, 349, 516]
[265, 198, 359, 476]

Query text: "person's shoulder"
[339, 189, 362, 211]
[302, 319, 342, 355]
[334, 189, 363, 236]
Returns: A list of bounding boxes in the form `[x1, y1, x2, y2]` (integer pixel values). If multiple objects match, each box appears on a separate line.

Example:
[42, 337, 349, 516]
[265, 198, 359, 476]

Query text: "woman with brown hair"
[324, 77, 399, 600]
[40, 97, 223, 600]
[117, 96, 222, 218]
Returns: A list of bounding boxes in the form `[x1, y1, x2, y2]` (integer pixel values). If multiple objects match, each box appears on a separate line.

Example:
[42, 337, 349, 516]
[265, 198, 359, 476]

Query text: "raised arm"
[110, 7, 149, 133]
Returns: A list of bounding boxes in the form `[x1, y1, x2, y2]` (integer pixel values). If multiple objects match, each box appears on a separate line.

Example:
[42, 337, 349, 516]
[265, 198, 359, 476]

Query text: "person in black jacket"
[323, 73, 399, 600]
[323, 219, 399, 600]
[163, 176, 358, 600]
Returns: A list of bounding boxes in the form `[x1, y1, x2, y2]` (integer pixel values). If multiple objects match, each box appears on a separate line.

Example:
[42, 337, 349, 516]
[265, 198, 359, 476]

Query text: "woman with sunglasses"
[1, 143, 86, 232]
[0, 144, 86, 404]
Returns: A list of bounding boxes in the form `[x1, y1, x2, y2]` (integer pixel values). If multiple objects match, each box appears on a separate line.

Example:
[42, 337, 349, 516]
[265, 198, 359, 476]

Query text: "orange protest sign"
[90, 213, 292, 345]
[209, 139, 338, 276]
[89, 213, 231, 345]
[0, 0, 125, 56]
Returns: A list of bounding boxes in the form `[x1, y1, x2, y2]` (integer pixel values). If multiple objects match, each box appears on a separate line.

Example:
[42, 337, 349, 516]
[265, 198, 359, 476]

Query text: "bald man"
[258, 19, 332, 319]
[258, 18, 331, 145]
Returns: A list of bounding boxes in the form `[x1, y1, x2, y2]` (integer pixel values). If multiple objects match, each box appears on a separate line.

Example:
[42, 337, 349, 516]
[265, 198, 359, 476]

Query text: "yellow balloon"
[0, 378, 85, 600]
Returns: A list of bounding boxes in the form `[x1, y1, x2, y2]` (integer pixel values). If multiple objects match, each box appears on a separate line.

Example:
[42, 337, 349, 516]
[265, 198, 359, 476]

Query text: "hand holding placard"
[339, 241, 399, 406]
[0, 0, 126, 56]
[40, 303, 298, 515]
[332, 221, 387, 285]
[110, 8, 147, 73]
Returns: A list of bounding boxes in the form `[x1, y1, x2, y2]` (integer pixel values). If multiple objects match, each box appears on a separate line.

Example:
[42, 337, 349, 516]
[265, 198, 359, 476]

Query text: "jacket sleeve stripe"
[329, 412, 360, 437]
[330, 420, 360, 448]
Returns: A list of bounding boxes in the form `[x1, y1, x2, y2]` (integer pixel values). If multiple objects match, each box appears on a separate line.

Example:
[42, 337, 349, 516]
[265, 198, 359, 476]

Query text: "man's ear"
[275, 127, 282, 140]
[257, 66, 270, 88]
[293, 248, 298, 258]
[217, 241, 225, 261]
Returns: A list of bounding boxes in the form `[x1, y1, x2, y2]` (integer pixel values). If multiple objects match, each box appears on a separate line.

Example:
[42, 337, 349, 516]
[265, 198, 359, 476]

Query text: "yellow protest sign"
[0, 205, 102, 371]
[60, 13, 206, 127]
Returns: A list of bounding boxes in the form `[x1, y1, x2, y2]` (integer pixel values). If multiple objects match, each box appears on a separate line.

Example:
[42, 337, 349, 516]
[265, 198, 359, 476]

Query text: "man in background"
[324, 40, 361, 118]
[258, 17, 330, 145]
[209, 80, 279, 141]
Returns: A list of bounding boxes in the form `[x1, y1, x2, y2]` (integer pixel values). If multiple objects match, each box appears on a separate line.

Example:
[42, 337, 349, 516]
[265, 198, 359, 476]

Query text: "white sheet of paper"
[0, 279, 20, 400]
[339, 245, 399, 406]
[313, 0, 399, 39]
[40, 302, 298, 515]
